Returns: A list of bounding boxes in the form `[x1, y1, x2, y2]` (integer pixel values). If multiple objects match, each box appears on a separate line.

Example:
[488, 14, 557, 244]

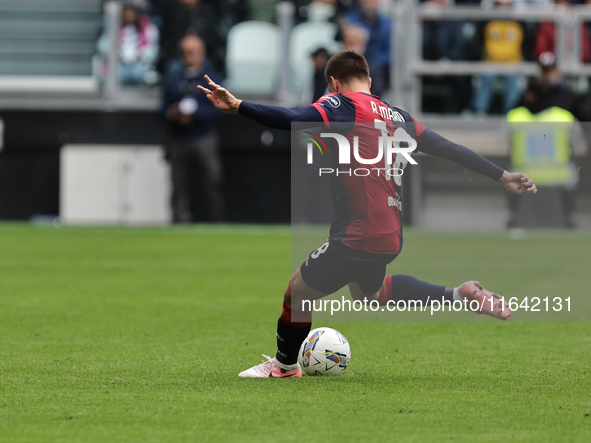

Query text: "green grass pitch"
[0, 223, 590, 442]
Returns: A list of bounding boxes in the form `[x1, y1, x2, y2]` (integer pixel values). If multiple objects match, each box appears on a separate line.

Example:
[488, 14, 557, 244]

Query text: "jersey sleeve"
[412, 117, 427, 138]
[310, 93, 356, 125]
[238, 102, 324, 130]
[415, 124, 504, 182]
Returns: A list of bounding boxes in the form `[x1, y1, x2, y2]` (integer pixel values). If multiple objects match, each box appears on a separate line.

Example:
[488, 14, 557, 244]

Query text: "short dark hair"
[324, 50, 370, 87]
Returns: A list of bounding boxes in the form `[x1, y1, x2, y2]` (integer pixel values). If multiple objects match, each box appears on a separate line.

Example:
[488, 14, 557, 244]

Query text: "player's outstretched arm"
[198, 76, 323, 129]
[197, 75, 242, 113]
[497, 171, 537, 195]
[416, 128, 537, 195]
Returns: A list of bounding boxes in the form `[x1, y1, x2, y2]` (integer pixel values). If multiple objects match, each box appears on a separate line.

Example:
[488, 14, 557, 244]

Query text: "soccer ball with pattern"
[298, 327, 351, 376]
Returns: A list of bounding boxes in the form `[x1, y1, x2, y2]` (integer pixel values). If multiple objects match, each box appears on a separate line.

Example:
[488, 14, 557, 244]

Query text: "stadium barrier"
[60, 144, 171, 225]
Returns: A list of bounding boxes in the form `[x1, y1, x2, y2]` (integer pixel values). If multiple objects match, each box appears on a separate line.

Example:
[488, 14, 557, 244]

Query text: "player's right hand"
[197, 75, 242, 113]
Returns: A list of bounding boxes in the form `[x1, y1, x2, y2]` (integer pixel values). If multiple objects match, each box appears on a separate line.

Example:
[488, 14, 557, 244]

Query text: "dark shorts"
[300, 240, 398, 296]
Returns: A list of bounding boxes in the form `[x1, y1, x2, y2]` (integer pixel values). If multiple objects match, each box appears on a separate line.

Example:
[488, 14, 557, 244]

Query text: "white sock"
[273, 357, 299, 371]
[453, 287, 463, 302]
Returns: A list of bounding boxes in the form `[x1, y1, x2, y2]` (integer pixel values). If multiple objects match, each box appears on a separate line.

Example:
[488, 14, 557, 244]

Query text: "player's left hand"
[197, 75, 242, 113]
[498, 171, 538, 195]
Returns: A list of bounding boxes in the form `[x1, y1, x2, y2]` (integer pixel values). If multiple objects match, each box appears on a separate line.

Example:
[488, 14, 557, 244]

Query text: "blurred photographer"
[162, 35, 223, 223]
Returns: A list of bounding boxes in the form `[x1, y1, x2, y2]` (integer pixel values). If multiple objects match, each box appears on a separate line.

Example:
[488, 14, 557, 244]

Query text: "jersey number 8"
[311, 241, 330, 259]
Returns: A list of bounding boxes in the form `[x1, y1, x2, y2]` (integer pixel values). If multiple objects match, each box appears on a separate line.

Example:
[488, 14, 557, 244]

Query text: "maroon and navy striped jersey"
[310, 92, 422, 255]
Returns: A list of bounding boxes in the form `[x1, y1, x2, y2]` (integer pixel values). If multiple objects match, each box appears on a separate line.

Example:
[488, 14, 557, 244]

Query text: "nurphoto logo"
[303, 121, 418, 184]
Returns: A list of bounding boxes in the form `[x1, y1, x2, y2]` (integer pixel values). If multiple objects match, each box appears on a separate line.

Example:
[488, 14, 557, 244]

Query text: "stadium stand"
[0, 0, 101, 76]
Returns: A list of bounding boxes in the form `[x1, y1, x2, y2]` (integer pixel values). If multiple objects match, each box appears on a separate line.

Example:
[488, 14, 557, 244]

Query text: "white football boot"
[238, 354, 302, 378]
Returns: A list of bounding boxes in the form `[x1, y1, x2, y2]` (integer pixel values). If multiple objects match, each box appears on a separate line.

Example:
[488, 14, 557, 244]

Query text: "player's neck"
[337, 81, 372, 95]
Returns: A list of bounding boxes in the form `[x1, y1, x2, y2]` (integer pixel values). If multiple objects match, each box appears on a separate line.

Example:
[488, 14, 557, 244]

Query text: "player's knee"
[283, 279, 292, 307]
[348, 283, 365, 301]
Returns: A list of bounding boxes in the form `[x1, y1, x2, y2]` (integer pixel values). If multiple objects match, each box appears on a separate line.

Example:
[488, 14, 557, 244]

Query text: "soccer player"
[198, 50, 537, 379]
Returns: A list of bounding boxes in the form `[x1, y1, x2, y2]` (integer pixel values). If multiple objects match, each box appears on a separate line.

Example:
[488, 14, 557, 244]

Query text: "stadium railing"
[391, 2, 591, 116]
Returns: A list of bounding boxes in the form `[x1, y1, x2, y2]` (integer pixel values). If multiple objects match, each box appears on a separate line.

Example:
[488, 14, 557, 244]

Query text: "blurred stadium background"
[0, 0, 589, 230]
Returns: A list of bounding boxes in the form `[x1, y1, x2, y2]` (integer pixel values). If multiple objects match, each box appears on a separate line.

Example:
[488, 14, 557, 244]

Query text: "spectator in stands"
[307, 0, 339, 22]
[146, 0, 168, 27]
[97, 0, 160, 85]
[294, 0, 358, 24]
[342, 23, 367, 54]
[224, 0, 249, 23]
[472, 0, 523, 114]
[422, 0, 472, 113]
[162, 35, 224, 223]
[535, 0, 590, 64]
[423, 0, 469, 64]
[340, 0, 391, 93]
[481, 0, 551, 6]
[311, 47, 330, 102]
[159, 0, 242, 76]
[520, 52, 581, 117]
[151, 0, 248, 24]
[341, 23, 386, 96]
[480, 0, 547, 63]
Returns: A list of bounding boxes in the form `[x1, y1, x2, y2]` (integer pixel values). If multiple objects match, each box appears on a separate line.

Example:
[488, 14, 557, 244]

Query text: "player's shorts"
[300, 239, 398, 296]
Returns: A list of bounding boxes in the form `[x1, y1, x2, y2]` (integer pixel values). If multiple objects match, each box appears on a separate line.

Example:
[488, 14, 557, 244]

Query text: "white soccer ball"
[298, 327, 351, 376]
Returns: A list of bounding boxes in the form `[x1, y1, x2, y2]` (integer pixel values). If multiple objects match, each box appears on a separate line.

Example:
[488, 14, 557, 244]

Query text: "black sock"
[275, 317, 311, 366]
[443, 286, 455, 302]
[390, 275, 448, 305]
